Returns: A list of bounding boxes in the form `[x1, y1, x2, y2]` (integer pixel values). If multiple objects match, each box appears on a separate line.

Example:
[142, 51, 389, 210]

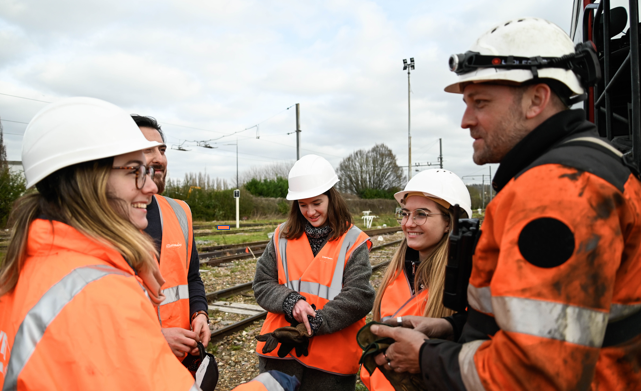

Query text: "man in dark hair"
[132, 114, 211, 360]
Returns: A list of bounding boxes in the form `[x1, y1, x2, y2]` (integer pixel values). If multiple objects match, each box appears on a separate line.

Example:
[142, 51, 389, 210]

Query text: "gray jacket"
[253, 234, 375, 335]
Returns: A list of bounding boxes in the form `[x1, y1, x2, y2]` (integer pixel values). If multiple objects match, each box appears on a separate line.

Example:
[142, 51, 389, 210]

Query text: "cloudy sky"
[0, 0, 575, 189]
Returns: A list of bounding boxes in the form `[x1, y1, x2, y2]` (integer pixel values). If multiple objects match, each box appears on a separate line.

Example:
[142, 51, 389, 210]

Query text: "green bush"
[245, 177, 289, 198]
[0, 169, 26, 227]
[357, 188, 398, 200]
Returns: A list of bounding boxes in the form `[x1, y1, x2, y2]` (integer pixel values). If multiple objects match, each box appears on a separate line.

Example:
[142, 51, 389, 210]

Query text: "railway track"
[207, 238, 402, 342]
[199, 226, 401, 267]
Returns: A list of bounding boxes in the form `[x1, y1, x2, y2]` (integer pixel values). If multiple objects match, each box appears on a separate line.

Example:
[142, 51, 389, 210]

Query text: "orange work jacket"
[256, 224, 371, 375]
[460, 169, 641, 390]
[361, 267, 429, 391]
[155, 195, 193, 330]
[0, 219, 197, 391]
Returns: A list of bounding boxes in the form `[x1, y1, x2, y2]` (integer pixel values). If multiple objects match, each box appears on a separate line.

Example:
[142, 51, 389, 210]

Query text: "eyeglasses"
[399, 210, 446, 226]
[112, 165, 155, 190]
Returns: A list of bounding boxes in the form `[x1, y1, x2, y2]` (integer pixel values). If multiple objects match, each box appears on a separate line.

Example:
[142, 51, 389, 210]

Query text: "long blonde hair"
[372, 203, 455, 320]
[0, 158, 158, 296]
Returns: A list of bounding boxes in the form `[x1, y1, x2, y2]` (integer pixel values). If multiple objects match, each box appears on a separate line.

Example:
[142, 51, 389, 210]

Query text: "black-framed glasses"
[400, 210, 445, 226]
[112, 165, 155, 190]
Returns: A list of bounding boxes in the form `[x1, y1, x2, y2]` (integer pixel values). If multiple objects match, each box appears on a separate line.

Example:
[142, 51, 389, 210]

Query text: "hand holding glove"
[256, 323, 312, 358]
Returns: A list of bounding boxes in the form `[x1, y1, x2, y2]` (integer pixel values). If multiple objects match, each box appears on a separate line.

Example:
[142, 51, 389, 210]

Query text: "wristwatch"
[191, 310, 210, 324]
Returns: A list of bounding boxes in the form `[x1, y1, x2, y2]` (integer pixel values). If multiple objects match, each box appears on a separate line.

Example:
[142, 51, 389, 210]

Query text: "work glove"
[256, 323, 312, 358]
[357, 321, 428, 391]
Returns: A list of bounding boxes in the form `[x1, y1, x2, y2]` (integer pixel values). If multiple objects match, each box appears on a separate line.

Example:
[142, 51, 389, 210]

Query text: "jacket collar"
[27, 218, 135, 275]
[492, 109, 596, 192]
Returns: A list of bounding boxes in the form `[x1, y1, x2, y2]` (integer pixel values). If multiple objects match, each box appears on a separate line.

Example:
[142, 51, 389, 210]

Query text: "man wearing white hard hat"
[253, 155, 375, 391]
[371, 18, 641, 390]
[131, 115, 211, 362]
[0, 97, 197, 390]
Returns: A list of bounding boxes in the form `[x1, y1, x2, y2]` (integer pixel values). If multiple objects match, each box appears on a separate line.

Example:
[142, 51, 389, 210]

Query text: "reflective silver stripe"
[3, 265, 131, 391]
[458, 340, 486, 391]
[276, 224, 291, 288]
[160, 284, 190, 306]
[609, 303, 641, 322]
[163, 196, 191, 268]
[467, 285, 493, 314]
[252, 372, 286, 391]
[493, 296, 608, 347]
[190, 382, 202, 391]
[327, 226, 365, 300]
[276, 225, 365, 300]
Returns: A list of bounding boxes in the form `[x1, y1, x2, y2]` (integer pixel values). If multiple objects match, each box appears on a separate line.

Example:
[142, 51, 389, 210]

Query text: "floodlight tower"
[403, 57, 415, 180]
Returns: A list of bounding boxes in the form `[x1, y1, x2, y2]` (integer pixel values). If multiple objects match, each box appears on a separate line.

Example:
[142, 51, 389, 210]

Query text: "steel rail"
[199, 227, 401, 266]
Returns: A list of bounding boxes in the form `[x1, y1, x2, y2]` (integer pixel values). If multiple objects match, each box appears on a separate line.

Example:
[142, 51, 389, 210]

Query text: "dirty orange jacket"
[421, 110, 641, 390]
[0, 219, 197, 391]
[256, 224, 371, 375]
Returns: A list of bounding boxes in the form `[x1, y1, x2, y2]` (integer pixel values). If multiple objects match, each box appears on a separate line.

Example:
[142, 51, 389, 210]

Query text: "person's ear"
[523, 83, 552, 119]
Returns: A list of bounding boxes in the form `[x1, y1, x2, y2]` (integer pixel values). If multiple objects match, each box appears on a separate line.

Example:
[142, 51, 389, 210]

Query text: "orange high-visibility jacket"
[0, 219, 197, 391]
[155, 195, 193, 330]
[256, 224, 371, 375]
[420, 110, 641, 390]
[361, 266, 429, 391]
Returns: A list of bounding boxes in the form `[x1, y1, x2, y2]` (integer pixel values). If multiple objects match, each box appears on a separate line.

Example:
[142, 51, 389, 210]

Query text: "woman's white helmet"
[445, 18, 586, 96]
[286, 154, 339, 200]
[394, 169, 472, 218]
[22, 97, 161, 188]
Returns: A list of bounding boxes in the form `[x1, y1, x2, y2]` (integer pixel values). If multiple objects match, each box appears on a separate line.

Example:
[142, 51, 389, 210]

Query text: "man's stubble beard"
[472, 98, 531, 165]
[154, 170, 167, 195]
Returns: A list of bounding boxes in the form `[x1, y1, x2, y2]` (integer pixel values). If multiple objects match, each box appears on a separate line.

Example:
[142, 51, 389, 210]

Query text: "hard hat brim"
[25, 139, 162, 189]
[286, 176, 339, 201]
[444, 67, 584, 96]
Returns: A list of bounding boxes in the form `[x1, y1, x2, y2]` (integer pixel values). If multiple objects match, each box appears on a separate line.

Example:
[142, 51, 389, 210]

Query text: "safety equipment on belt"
[181, 341, 219, 391]
[256, 322, 312, 358]
[444, 17, 601, 104]
[21, 96, 162, 188]
[357, 322, 427, 391]
[286, 154, 339, 200]
[394, 169, 472, 219]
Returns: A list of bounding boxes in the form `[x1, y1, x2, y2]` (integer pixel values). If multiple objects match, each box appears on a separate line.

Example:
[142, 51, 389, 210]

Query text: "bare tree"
[337, 144, 405, 197]
[240, 161, 294, 184]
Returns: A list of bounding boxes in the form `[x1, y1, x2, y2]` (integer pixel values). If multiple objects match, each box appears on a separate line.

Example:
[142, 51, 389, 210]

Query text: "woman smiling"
[254, 154, 375, 391]
[361, 169, 471, 391]
[0, 97, 197, 390]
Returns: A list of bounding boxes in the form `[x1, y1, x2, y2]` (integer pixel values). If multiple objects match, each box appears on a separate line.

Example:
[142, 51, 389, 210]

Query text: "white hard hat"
[445, 18, 587, 96]
[394, 169, 472, 219]
[286, 154, 339, 200]
[22, 97, 162, 188]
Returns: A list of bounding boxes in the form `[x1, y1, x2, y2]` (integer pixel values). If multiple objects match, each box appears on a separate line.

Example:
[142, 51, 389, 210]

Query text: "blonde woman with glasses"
[360, 169, 471, 391]
[0, 97, 198, 390]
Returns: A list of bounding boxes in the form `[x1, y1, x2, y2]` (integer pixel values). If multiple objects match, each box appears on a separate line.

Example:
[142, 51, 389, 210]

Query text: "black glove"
[256, 323, 311, 358]
[356, 321, 428, 391]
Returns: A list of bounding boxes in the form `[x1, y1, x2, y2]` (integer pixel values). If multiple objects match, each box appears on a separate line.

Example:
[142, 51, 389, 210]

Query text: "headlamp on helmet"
[449, 42, 601, 90]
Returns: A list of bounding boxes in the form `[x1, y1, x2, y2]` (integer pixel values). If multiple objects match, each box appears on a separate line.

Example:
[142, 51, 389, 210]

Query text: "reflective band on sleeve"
[493, 296, 609, 347]
[163, 196, 191, 268]
[252, 372, 286, 391]
[458, 340, 486, 391]
[160, 284, 190, 305]
[609, 303, 641, 322]
[467, 285, 493, 314]
[277, 225, 291, 288]
[3, 265, 131, 391]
